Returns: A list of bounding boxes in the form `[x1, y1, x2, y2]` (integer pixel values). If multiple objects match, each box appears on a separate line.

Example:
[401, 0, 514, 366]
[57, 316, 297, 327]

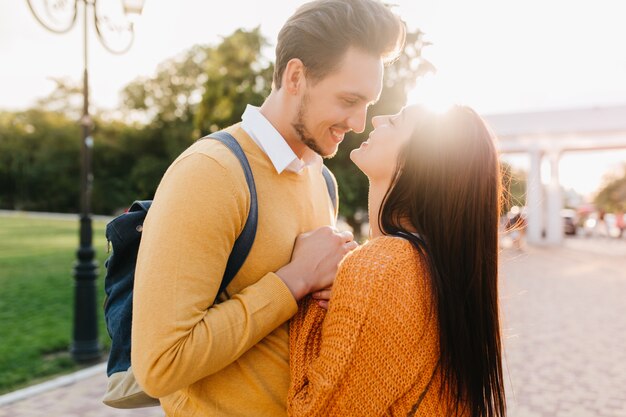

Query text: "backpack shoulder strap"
[321, 165, 338, 216]
[206, 131, 258, 299]
[203, 133, 336, 299]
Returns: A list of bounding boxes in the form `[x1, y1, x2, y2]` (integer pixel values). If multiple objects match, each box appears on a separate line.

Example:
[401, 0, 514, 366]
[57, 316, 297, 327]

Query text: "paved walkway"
[1, 236, 624, 416]
[0, 365, 163, 417]
[501, 237, 626, 417]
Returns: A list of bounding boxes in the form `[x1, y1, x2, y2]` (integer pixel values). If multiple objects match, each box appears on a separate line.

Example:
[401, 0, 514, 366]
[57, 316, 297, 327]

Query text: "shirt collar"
[241, 105, 322, 174]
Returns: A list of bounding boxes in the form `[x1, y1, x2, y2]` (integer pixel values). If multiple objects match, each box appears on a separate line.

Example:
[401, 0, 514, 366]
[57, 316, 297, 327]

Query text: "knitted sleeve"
[288, 237, 438, 417]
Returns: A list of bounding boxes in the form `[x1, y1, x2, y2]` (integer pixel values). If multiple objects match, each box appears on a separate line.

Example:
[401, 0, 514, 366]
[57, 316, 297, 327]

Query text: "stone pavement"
[0, 236, 624, 416]
[501, 237, 626, 417]
[0, 365, 163, 417]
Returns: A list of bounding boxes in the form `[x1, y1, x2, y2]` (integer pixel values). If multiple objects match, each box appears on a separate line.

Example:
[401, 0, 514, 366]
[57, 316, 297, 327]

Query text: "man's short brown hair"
[273, 0, 406, 89]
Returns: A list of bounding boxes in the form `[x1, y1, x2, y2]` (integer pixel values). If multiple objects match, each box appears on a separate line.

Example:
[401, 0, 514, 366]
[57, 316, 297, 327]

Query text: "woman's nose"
[371, 115, 383, 128]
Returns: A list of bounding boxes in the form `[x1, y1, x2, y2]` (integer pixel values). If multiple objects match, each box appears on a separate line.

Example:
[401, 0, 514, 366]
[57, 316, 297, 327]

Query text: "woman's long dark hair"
[379, 105, 505, 417]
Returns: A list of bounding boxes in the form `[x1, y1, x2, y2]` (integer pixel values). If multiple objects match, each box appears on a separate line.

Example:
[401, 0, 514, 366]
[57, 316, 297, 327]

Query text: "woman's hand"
[312, 287, 333, 310]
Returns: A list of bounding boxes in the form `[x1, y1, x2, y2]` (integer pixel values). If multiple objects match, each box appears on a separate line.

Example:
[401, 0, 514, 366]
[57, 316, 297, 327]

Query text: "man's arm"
[131, 151, 297, 398]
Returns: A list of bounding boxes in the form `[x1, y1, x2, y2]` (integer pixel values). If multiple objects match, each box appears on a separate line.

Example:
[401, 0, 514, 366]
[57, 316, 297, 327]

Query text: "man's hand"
[276, 226, 358, 301]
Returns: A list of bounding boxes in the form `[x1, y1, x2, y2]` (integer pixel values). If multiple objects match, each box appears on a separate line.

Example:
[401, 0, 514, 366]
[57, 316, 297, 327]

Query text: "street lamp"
[26, 0, 145, 363]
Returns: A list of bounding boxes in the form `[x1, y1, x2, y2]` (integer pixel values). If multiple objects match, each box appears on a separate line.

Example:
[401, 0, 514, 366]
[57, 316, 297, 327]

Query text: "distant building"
[485, 105, 626, 245]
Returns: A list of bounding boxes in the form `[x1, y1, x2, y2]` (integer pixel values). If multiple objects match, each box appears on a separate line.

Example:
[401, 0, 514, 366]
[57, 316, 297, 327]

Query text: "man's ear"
[283, 58, 306, 95]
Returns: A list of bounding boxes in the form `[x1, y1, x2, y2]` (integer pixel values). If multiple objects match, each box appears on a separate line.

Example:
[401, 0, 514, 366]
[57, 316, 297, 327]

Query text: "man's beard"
[291, 94, 336, 158]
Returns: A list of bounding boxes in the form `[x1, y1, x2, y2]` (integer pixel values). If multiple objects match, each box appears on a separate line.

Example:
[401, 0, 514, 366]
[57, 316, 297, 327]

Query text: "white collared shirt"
[241, 105, 322, 174]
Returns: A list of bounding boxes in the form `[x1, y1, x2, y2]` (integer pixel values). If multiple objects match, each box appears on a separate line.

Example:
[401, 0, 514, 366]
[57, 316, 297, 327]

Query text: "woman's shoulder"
[337, 235, 426, 291]
[343, 235, 420, 268]
[363, 234, 417, 251]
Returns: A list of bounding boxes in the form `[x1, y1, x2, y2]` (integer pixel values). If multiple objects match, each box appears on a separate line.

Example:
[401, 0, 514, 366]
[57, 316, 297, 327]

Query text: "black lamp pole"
[72, 0, 98, 361]
[26, 0, 144, 363]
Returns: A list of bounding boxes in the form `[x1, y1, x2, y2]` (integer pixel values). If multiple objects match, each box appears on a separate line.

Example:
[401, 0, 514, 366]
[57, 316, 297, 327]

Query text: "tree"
[111, 39, 223, 212]
[0, 109, 80, 211]
[120, 27, 272, 135]
[594, 166, 626, 212]
[34, 77, 84, 121]
[121, 44, 213, 125]
[195, 27, 273, 135]
[111, 28, 273, 213]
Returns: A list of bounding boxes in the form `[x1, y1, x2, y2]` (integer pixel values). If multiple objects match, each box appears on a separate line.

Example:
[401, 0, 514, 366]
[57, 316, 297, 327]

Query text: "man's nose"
[347, 106, 368, 134]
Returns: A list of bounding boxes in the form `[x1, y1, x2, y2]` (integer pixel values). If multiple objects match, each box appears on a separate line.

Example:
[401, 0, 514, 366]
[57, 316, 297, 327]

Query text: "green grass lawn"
[0, 214, 112, 394]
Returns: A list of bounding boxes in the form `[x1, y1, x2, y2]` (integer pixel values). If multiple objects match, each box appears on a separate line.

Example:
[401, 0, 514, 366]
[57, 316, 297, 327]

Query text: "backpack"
[102, 131, 337, 408]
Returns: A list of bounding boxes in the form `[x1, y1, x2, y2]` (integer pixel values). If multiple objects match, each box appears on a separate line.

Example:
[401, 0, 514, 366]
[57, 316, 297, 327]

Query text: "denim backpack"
[102, 131, 337, 408]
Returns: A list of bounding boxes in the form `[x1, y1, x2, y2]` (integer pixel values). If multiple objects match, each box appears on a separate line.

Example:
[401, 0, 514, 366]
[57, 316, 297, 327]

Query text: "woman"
[288, 105, 506, 416]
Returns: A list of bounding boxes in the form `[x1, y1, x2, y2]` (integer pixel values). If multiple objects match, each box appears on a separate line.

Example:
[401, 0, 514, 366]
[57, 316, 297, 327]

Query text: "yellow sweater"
[288, 236, 451, 416]
[132, 124, 336, 417]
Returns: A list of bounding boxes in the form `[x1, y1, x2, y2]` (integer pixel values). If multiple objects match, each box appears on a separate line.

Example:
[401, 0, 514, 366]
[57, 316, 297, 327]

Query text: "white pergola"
[484, 105, 626, 245]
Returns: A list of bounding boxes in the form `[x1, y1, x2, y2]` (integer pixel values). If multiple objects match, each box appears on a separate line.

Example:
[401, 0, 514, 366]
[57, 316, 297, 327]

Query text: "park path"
[501, 236, 626, 416]
[0, 364, 162, 417]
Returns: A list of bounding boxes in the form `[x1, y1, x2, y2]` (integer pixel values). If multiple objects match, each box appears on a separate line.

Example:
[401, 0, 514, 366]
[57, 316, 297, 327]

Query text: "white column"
[526, 148, 544, 244]
[545, 150, 563, 245]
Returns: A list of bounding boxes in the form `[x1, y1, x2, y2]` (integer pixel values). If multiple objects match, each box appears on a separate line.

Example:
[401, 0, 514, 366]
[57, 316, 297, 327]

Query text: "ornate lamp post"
[26, 0, 145, 362]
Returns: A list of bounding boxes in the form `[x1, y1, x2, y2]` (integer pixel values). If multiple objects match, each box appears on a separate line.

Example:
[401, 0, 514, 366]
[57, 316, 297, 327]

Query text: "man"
[131, 1, 405, 415]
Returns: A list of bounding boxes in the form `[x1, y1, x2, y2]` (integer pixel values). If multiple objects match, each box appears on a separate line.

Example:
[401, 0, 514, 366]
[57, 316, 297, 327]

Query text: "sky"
[1, 0, 626, 198]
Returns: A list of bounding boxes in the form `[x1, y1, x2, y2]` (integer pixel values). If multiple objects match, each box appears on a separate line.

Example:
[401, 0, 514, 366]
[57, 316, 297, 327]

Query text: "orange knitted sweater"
[288, 236, 452, 416]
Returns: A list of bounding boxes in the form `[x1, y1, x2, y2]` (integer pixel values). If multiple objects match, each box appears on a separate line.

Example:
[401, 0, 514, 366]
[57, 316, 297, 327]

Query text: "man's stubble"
[291, 93, 337, 159]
